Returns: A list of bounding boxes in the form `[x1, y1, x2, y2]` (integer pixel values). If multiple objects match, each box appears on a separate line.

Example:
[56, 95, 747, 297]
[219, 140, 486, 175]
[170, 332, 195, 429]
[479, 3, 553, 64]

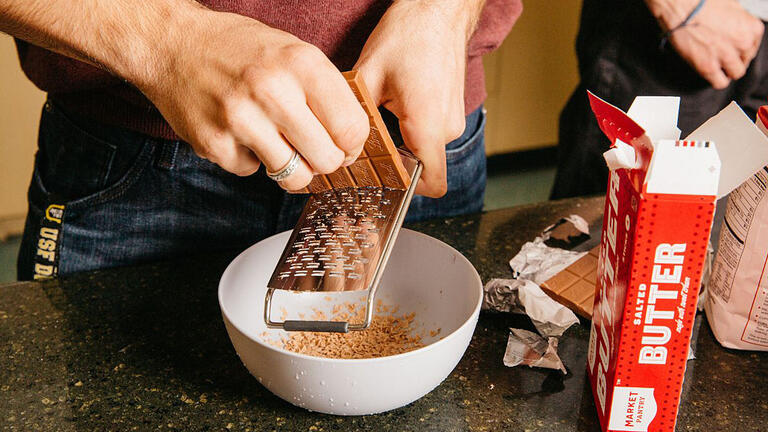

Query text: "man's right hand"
[1, 0, 370, 191]
[2, 0, 370, 191]
[135, 8, 369, 190]
[647, 0, 764, 89]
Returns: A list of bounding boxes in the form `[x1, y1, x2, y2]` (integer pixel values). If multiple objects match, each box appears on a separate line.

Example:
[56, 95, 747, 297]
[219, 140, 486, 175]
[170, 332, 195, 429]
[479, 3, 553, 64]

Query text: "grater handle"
[265, 288, 373, 332]
[283, 320, 349, 333]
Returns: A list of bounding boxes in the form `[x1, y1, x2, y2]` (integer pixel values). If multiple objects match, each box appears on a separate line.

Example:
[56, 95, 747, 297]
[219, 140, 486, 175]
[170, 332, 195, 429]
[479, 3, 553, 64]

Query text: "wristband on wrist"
[659, 0, 706, 49]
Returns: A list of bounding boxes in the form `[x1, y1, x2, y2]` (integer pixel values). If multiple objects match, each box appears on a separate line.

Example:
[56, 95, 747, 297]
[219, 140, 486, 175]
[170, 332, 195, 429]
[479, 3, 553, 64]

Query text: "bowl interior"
[219, 229, 482, 358]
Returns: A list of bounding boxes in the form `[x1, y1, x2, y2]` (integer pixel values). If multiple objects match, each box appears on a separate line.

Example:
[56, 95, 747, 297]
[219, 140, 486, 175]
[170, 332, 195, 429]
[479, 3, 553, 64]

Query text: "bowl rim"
[218, 228, 483, 364]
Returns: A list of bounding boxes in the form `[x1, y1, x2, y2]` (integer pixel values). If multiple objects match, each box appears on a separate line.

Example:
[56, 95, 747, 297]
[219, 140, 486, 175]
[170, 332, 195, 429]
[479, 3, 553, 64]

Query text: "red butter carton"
[586, 92, 720, 432]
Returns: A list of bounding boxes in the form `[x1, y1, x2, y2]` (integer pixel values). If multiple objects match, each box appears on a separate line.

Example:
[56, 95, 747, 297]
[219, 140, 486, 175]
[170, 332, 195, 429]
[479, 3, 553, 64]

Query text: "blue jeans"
[18, 101, 486, 279]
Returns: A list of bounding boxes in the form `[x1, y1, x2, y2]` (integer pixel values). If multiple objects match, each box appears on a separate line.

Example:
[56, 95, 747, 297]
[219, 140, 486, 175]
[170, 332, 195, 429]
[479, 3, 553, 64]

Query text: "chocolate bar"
[540, 246, 598, 319]
[293, 70, 410, 193]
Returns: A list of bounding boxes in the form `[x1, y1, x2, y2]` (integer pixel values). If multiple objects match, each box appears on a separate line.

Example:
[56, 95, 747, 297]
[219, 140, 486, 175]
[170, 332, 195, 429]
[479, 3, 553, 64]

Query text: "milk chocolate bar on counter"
[541, 246, 599, 319]
[293, 70, 411, 193]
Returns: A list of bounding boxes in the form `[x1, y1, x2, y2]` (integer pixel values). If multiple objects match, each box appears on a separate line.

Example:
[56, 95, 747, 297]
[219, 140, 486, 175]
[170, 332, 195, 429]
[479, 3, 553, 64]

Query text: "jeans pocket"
[22, 104, 156, 279]
[31, 101, 154, 212]
[443, 108, 486, 199]
[445, 108, 487, 162]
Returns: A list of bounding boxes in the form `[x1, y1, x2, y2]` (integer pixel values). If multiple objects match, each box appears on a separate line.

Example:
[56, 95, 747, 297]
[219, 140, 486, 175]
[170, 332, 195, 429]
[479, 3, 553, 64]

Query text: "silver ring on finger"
[267, 150, 301, 182]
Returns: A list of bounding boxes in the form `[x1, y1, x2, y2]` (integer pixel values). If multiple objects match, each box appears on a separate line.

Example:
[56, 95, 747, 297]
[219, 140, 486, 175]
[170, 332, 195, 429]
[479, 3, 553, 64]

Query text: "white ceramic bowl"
[218, 228, 482, 415]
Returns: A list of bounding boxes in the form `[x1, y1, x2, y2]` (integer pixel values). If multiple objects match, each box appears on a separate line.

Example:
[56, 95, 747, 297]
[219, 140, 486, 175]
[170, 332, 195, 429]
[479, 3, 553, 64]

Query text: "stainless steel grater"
[264, 148, 422, 332]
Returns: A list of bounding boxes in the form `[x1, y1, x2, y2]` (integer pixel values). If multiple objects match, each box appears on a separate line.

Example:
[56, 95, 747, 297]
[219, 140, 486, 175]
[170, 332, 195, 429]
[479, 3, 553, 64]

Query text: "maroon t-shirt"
[16, 0, 522, 140]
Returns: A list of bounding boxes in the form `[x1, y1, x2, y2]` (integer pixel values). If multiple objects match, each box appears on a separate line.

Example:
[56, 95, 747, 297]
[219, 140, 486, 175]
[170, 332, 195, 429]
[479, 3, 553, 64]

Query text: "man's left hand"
[355, 0, 484, 198]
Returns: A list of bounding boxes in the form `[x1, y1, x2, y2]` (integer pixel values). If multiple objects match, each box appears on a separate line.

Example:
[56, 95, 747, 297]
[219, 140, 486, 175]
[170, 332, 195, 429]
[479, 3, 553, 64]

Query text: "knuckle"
[446, 118, 466, 141]
[335, 114, 370, 151]
[196, 140, 222, 163]
[241, 64, 264, 87]
[190, 143, 213, 161]
[215, 158, 237, 173]
[247, 163, 262, 176]
[211, 154, 233, 172]
[311, 151, 344, 175]
[284, 43, 326, 70]
[232, 160, 260, 177]
[189, 132, 224, 161]
[737, 35, 757, 53]
[753, 21, 765, 37]
[436, 178, 448, 196]
[199, 135, 236, 166]
[736, 39, 750, 53]
[220, 99, 247, 131]
[713, 78, 730, 90]
[430, 181, 448, 198]
[250, 71, 289, 100]
[699, 62, 719, 78]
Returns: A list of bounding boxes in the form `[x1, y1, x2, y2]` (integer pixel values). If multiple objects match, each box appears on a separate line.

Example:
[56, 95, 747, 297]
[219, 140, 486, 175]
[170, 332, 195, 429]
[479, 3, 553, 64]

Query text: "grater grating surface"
[271, 187, 399, 292]
[265, 149, 421, 332]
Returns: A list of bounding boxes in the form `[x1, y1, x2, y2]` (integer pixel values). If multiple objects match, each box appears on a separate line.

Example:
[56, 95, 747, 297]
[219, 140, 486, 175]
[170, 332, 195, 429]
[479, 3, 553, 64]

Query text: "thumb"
[353, 62, 448, 197]
[399, 114, 448, 198]
[352, 61, 386, 107]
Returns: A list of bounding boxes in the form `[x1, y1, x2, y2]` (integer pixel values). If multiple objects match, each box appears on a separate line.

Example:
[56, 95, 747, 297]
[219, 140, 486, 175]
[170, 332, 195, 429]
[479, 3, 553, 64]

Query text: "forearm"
[0, 0, 203, 86]
[644, 0, 701, 29]
[391, 0, 486, 42]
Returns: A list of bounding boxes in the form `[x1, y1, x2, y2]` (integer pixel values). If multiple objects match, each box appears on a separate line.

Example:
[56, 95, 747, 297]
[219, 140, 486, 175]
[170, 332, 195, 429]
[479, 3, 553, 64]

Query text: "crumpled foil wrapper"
[483, 278, 579, 338]
[485, 214, 592, 374]
[509, 215, 590, 284]
[503, 328, 566, 373]
[482, 278, 525, 314]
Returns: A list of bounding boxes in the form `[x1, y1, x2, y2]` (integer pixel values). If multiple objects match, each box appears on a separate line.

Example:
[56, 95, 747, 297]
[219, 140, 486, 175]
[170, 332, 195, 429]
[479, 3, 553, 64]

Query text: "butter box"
[586, 92, 720, 432]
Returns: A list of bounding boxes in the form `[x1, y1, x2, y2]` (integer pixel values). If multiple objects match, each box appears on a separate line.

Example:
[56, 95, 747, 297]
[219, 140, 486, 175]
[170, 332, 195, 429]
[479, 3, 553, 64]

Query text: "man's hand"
[355, 0, 484, 198]
[0, 0, 369, 191]
[647, 0, 764, 89]
[141, 8, 370, 191]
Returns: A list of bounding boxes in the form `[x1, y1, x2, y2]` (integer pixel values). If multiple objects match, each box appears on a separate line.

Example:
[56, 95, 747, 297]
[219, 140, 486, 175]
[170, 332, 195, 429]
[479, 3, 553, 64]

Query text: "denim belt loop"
[155, 140, 180, 170]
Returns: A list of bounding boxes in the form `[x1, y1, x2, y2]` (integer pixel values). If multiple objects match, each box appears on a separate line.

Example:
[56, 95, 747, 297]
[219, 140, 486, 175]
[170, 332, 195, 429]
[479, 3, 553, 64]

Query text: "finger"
[747, 20, 765, 61]
[671, 31, 731, 89]
[246, 126, 314, 191]
[242, 67, 344, 176]
[693, 57, 731, 89]
[743, 32, 763, 65]
[196, 134, 262, 177]
[271, 145, 315, 192]
[229, 145, 262, 176]
[721, 53, 748, 81]
[275, 154, 314, 192]
[399, 115, 448, 198]
[706, 68, 731, 89]
[302, 69, 369, 164]
[271, 101, 346, 175]
[221, 98, 314, 191]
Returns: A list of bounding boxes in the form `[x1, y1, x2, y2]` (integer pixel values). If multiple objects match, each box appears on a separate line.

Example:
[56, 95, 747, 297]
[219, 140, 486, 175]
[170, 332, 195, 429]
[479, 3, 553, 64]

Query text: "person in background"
[0, 0, 521, 280]
[551, 0, 766, 199]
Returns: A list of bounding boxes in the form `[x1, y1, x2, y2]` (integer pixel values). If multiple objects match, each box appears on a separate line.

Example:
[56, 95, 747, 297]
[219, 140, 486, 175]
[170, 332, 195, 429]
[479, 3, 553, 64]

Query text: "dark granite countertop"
[2, 197, 766, 431]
